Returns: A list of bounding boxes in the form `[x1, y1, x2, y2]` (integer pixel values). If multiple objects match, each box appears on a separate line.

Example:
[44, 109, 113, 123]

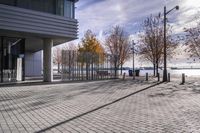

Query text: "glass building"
[0, 37, 25, 82]
[0, 0, 78, 83]
[0, 0, 75, 18]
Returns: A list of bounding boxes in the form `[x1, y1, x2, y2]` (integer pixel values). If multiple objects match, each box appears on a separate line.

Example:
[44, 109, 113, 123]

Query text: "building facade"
[0, 0, 78, 82]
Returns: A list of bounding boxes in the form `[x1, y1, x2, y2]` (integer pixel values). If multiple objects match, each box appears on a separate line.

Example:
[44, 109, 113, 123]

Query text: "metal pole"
[163, 6, 168, 82]
[146, 73, 148, 81]
[72, 51, 75, 81]
[1, 37, 3, 82]
[123, 72, 126, 80]
[69, 51, 71, 80]
[92, 54, 94, 80]
[168, 73, 170, 82]
[132, 41, 135, 80]
[114, 55, 117, 78]
[81, 53, 84, 80]
[22, 39, 25, 81]
[182, 73, 185, 84]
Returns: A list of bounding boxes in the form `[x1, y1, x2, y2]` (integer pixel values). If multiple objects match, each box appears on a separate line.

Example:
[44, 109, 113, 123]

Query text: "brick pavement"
[0, 79, 200, 132]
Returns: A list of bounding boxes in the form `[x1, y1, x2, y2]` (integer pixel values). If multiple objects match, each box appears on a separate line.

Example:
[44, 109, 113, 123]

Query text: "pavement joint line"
[35, 81, 162, 133]
[0, 79, 120, 88]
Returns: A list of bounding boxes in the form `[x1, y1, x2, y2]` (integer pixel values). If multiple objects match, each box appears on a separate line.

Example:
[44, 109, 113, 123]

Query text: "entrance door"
[0, 37, 25, 82]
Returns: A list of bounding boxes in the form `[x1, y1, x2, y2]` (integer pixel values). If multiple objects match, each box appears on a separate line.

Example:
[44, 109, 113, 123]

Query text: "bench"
[96, 71, 109, 76]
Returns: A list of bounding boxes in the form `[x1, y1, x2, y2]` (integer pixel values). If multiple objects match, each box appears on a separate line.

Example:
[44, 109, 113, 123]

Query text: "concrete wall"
[25, 51, 42, 77]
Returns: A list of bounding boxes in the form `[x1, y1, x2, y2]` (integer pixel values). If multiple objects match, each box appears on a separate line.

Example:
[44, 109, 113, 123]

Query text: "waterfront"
[122, 69, 200, 77]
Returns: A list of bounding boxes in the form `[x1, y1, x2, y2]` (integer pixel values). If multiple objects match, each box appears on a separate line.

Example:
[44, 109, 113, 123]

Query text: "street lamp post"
[163, 5, 179, 82]
[132, 40, 136, 80]
[114, 54, 119, 79]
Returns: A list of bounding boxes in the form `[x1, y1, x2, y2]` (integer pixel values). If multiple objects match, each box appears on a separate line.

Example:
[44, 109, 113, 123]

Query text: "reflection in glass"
[56, 0, 64, 16]
[0, 0, 75, 18]
[0, 0, 15, 6]
[0, 37, 25, 82]
[64, 0, 75, 18]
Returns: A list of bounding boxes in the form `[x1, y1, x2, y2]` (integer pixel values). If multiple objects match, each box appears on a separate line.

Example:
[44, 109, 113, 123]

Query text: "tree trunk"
[114, 62, 117, 78]
[86, 63, 89, 80]
[58, 63, 60, 73]
[153, 63, 156, 76]
[120, 63, 123, 75]
[81, 63, 84, 80]
[156, 60, 159, 77]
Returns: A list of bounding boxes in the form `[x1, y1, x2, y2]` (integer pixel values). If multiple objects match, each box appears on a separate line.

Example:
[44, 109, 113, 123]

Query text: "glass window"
[0, 0, 16, 6]
[1, 37, 25, 82]
[17, 0, 56, 14]
[17, 0, 30, 9]
[44, 0, 55, 14]
[56, 0, 64, 16]
[64, 0, 74, 18]
[30, 0, 44, 12]
[0, 0, 75, 18]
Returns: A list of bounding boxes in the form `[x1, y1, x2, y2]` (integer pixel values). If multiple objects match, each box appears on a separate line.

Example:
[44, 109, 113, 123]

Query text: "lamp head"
[175, 6, 179, 10]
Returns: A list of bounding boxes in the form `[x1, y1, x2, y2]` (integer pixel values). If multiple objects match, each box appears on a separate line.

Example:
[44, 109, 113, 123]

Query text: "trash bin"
[135, 70, 140, 76]
[128, 70, 133, 76]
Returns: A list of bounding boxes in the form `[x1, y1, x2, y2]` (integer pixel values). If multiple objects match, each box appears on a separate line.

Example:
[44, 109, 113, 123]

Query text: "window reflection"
[0, 0, 75, 18]
[64, 0, 75, 18]
[56, 0, 64, 16]
[0, 0, 16, 6]
[0, 37, 25, 82]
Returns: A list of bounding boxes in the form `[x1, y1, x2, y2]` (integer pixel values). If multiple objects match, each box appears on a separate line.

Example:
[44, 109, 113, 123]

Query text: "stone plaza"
[0, 78, 200, 132]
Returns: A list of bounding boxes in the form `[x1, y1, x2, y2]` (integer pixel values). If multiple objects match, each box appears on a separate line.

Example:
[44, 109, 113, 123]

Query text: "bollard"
[182, 73, 185, 84]
[133, 71, 135, 80]
[146, 73, 148, 81]
[157, 73, 160, 81]
[123, 72, 126, 80]
[168, 73, 170, 82]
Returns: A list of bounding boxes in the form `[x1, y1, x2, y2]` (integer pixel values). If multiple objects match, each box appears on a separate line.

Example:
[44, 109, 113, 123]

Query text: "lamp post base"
[133, 71, 135, 80]
[163, 69, 168, 82]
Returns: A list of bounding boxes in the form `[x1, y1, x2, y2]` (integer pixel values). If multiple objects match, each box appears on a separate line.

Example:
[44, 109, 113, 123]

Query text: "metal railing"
[61, 50, 119, 81]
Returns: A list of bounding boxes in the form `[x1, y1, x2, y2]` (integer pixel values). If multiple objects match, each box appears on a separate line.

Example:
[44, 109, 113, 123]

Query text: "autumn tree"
[63, 42, 77, 51]
[78, 30, 105, 79]
[184, 17, 200, 57]
[138, 14, 178, 76]
[105, 26, 131, 75]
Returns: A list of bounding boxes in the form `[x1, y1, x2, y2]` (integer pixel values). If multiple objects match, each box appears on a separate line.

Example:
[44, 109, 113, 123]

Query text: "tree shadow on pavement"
[35, 82, 162, 133]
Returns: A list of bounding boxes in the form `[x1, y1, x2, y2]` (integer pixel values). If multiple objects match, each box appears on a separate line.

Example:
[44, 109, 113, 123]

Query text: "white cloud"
[76, 0, 200, 35]
[73, 0, 200, 67]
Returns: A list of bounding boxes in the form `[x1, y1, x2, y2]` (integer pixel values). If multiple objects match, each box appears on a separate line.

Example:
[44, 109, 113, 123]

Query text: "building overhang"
[0, 29, 78, 52]
[0, 4, 78, 44]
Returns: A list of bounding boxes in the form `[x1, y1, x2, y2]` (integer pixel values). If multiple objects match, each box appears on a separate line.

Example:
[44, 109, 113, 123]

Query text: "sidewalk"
[0, 78, 200, 132]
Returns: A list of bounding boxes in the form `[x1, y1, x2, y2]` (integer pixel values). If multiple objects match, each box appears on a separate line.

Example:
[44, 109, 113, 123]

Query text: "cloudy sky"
[74, 0, 200, 67]
[76, 0, 200, 38]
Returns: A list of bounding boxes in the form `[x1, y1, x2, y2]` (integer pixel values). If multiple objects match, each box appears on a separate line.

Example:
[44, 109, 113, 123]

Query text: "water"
[122, 69, 200, 77]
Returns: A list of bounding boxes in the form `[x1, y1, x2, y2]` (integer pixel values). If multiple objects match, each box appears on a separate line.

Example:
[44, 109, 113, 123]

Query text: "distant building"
[0, 0, 78, 82]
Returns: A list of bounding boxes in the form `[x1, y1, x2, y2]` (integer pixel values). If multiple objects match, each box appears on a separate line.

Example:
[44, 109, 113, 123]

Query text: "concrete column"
[43, 38, 53, 82]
